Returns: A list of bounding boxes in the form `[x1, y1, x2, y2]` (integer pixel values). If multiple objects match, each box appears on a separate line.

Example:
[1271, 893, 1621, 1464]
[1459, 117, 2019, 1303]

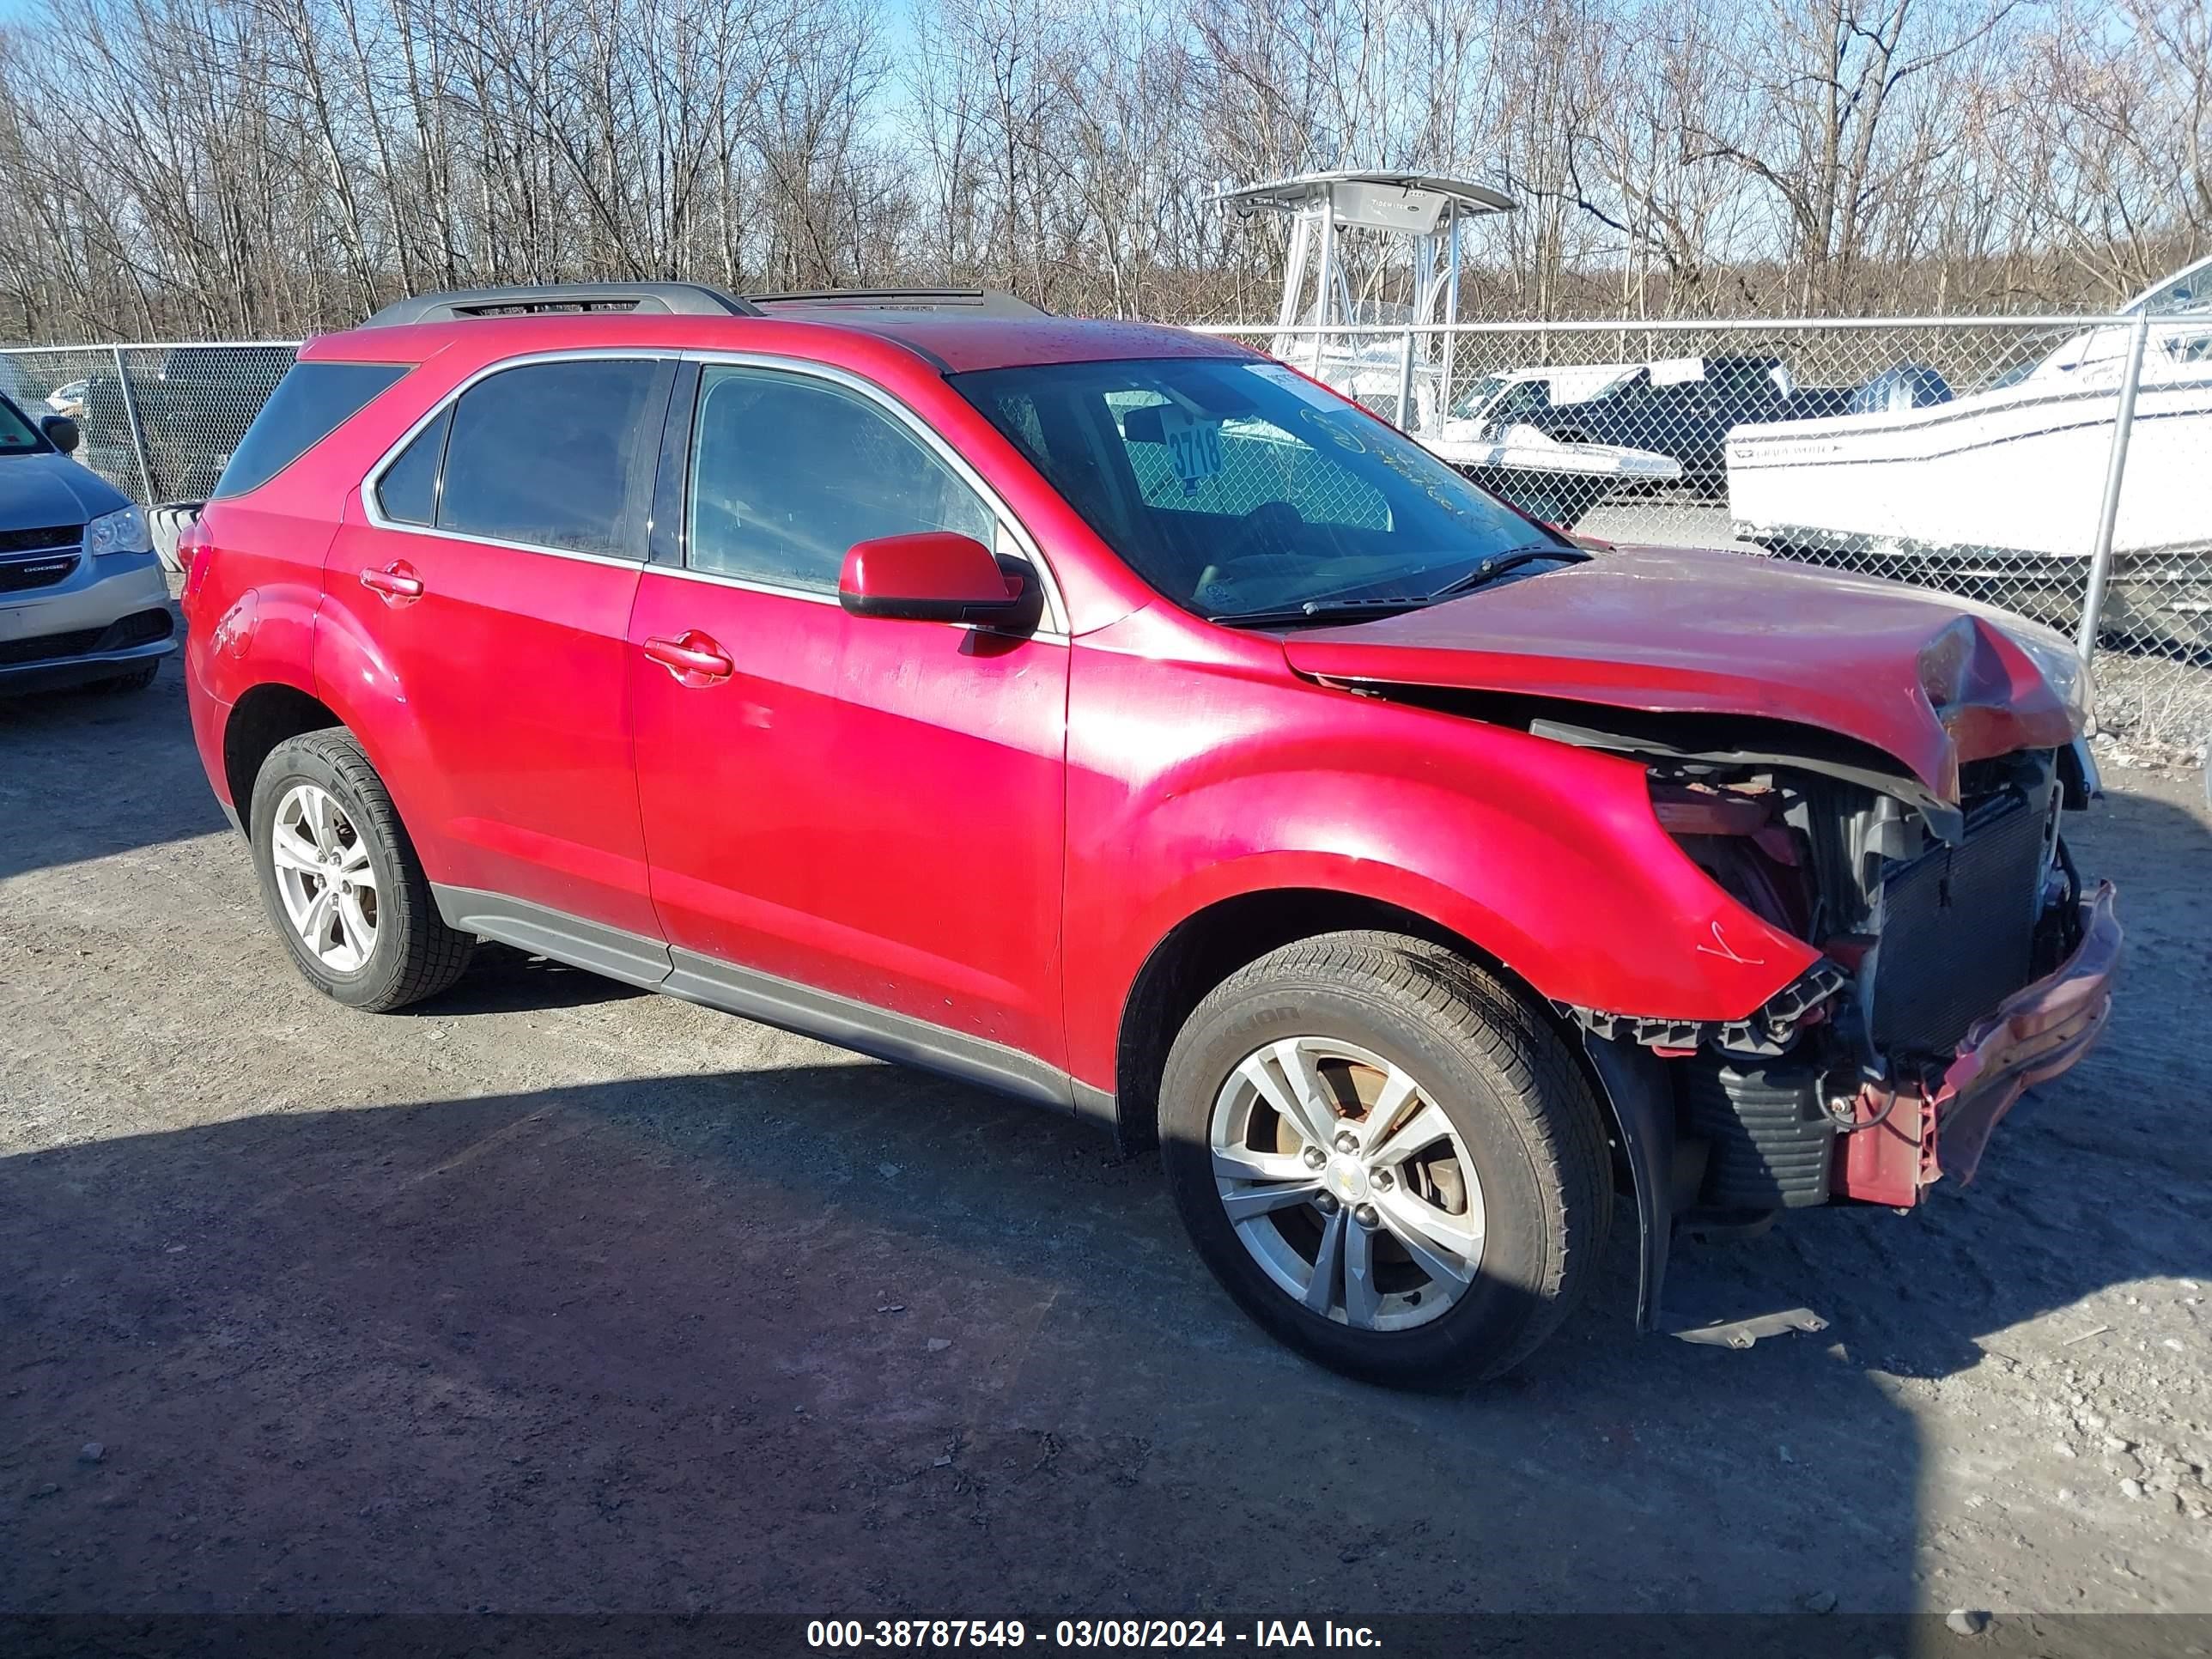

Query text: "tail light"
[176, 516, 213, 618]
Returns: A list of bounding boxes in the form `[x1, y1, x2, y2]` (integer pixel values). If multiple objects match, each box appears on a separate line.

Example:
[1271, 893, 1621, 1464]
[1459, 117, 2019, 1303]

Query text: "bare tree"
[0, 0, 2201, 341]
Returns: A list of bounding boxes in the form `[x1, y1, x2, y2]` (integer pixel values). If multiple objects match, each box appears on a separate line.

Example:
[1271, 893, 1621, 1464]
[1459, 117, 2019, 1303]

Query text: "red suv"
[182, 283, 2121, 1385]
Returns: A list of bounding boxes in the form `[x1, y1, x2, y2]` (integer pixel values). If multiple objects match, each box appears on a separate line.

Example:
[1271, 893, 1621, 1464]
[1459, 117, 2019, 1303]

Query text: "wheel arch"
[222, 682, 345, 824]
[1109, 886, 1618, 1159]
[1110, 884, 1657, 1329]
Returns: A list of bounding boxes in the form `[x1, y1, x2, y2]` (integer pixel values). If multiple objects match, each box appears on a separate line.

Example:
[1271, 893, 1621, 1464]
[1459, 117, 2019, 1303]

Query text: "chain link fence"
[0, 342, 295, 504]
[4, 320, 2207, 747]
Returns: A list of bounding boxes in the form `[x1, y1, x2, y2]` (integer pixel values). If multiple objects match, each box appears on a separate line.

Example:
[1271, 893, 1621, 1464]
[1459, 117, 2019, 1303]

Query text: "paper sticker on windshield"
[1159, 404, 1224, 492]
[1246, 362, 1344, 409]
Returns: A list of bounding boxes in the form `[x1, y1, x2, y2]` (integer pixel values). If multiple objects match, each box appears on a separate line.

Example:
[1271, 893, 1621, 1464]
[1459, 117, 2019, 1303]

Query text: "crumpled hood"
[1280, 544, 2082, 803]
[0, 449, 127, 529]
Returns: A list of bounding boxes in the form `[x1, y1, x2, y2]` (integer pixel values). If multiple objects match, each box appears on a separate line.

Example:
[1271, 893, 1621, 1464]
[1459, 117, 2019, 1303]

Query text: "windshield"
[0, 394, 46, 454]
[2124, 254, 2212, 318]
[951, 356, 1567, 621]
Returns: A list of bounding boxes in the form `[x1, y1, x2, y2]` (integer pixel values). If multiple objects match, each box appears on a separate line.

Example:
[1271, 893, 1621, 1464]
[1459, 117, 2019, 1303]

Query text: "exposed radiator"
[1870, 789, 2047, 1059]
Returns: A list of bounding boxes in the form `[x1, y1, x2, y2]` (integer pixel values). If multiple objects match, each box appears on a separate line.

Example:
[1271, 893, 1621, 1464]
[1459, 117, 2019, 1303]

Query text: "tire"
[248, 728, 473, 1012]
[1159, 931, 1612, 1388]
[89, 660, 160, 694]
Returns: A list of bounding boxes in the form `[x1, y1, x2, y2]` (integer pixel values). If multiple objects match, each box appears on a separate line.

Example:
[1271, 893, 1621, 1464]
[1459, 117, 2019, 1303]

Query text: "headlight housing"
[1936, 592, 2097, 730]
[1990, 613, 2095, 729]
[84, 504, 152, 558]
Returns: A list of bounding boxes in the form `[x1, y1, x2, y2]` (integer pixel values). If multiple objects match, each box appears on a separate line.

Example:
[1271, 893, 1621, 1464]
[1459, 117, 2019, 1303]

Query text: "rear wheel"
[249, 729, 473, 1011]
[1160, 932, 1612, 1387]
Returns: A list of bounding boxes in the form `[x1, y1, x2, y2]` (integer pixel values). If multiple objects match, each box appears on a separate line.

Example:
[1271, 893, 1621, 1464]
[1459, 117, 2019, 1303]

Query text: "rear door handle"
[642, 630, 734, 686]
[360, 562, 424, 603]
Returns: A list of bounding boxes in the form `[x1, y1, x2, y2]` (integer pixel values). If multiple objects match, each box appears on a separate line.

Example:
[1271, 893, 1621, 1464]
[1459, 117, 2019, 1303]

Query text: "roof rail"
[361, 283, 763, 328]
[745, 288, 1047, 319]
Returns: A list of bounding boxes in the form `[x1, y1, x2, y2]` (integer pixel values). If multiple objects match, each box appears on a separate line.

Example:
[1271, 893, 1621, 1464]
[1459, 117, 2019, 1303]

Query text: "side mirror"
[839, 532, 1029, 624]
[40, 414, 79, 454]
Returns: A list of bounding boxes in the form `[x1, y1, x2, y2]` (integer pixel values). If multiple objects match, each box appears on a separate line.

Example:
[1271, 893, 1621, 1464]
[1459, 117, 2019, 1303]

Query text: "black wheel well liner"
[222, 683, 343, 821]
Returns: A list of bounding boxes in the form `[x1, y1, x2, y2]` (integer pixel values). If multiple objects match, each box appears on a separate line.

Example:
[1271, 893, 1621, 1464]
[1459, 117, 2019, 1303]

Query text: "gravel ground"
[2, 645, 2209, 1626]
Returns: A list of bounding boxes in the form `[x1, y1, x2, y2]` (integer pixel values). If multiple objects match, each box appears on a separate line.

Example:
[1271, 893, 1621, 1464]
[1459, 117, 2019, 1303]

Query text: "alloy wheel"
[270, 782, 379, 972]
[1209, 1036, 1486, 1331]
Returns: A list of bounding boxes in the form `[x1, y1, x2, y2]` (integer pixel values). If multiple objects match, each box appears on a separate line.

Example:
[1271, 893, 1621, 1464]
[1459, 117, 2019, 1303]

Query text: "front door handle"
[642, 630, 734, 686]
[360, 562, 424, 604]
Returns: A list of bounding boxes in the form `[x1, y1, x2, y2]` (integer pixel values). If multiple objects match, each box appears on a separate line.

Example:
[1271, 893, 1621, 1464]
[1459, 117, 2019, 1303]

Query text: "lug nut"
[1315, 1193, 1340, 1215]
[1371, 1168, 1394, 1190]
[1353, 1204, 1379, 1229]
[1302, 1146, 1327, 1170]
[1333, 1131, 1359, 1155]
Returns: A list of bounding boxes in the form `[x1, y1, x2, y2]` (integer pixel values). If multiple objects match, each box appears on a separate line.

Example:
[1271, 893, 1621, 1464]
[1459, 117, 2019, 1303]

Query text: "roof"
[1216, 169, 1516, 232]
[307, 308, 1254, 376]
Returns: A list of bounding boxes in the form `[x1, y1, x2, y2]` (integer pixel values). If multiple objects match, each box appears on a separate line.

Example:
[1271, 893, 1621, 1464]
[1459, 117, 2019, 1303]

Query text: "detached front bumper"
[1838, 883, 2121, 1206]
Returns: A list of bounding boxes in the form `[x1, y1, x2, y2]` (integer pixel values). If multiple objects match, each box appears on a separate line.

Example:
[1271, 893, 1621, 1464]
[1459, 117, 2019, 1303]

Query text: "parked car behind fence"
[1466, 354, 1860, 492]
[78, 344, 294, 501]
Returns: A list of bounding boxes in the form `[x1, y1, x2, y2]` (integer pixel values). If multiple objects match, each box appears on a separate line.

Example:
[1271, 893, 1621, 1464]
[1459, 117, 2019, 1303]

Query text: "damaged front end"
[1546, 722, 2121, 1328]
[1282, 552, 2123, 1334]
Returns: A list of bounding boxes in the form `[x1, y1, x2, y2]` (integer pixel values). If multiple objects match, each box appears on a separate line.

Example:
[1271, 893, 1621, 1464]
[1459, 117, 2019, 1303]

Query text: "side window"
[212, 362, 407, 500]
[1107, 391, 1390, 531]
[375, 406, 450, 526]
[688, 366, 996, 591]
[434, 358, 665, 557]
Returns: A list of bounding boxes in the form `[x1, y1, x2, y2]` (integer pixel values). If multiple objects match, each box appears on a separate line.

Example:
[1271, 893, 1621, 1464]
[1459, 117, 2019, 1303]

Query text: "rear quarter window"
[211, 362, 409, 500]
[375, 406, 451, 526]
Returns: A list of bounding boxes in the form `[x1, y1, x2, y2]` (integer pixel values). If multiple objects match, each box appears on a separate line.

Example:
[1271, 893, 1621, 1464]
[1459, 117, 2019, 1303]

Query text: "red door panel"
[319, 521, 656, 935]
[628, 572, 1069, 1066]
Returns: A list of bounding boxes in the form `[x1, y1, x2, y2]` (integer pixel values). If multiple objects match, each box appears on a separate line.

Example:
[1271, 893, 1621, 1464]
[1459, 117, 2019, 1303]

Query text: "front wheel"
[249, 729, 473, 1011]
[1160, 933, 1612, 1387]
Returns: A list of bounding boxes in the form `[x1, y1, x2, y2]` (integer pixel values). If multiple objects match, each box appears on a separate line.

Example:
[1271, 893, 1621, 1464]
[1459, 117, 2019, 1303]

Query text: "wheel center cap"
[1326, 1156, 1370, 1203]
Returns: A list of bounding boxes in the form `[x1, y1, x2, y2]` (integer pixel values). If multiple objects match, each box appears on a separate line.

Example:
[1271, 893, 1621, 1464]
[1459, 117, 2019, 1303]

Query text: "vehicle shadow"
[0, 1064, 1917, 1622]
[8, 813, 2206, 1627]
[0, 650, 223, 882]
[5, 672, 2207, 1626]
[416, 942, 650, 1017]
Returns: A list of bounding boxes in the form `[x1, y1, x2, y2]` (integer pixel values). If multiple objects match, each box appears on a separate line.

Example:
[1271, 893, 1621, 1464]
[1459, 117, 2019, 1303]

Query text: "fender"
[191, 582, 323, 713]
[186, 579, 326, 819]
[305, 595, 458, 884]
[1062, 627, 1822, 1095]
[185, 495, 346, 813]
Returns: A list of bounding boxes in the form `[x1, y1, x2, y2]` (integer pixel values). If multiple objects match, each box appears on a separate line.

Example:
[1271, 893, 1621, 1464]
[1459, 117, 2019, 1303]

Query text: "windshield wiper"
[1208, 544, 1589, 629]
[1208, 594, 1430, 628]
[1419, 544, 1589, 604]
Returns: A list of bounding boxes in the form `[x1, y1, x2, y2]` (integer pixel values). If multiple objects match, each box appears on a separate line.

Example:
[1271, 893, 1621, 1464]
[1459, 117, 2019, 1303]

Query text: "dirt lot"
[3, 646, 2209, 1627]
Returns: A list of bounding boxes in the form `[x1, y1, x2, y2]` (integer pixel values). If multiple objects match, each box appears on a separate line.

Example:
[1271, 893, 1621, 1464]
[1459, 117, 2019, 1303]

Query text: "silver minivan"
[0, 391, 175, 696]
